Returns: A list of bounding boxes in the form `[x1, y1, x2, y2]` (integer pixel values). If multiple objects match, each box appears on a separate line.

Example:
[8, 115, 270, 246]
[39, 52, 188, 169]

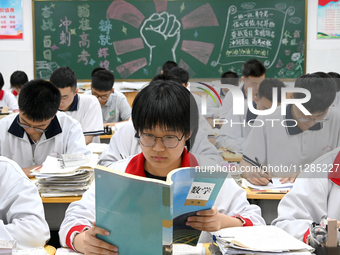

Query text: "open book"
[95, 166, 227, 255]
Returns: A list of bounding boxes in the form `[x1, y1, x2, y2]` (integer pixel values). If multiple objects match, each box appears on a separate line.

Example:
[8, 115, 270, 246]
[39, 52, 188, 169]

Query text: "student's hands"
[279, 171, 300, 184]
[185, 206, 243, 232]
[23, 165, 40, 178]
[279, 177, 296, 184]
[240, 159, 272, 186]
[242, 171, 273, 186]
[73, 222, 118, 255]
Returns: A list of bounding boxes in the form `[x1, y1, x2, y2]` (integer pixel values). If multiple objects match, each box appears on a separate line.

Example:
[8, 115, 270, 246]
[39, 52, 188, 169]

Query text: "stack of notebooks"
[211, 226, 314, 255]
[31, 154, 98, 197]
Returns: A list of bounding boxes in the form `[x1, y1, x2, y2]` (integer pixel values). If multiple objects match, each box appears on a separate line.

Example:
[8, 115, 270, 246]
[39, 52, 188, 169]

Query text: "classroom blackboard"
[33, 0, 306, 80]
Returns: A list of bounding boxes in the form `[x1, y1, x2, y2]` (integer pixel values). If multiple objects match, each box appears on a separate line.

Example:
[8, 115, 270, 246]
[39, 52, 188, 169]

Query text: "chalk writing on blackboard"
[34, 0, 305, 79]
[211, 3, 296, 70]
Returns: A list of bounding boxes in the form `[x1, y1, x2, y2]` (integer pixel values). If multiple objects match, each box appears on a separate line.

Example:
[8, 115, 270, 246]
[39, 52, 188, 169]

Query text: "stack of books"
[31, 154, 98, 197]
[211, 226, 314, 255]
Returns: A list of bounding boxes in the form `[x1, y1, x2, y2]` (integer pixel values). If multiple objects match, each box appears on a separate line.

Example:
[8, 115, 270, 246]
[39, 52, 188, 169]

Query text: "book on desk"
[95, 165, 228, 255]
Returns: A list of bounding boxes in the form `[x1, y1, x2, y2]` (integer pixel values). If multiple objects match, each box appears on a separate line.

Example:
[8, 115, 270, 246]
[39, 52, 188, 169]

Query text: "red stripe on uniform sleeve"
[66, 225, 90, 250]
[303, 228, 310, 244]
[232, 215, 253, 226]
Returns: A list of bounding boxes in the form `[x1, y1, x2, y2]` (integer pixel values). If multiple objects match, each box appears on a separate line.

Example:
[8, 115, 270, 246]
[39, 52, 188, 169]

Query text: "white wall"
[307, 0, 340, 73]
[0, 0, 33, 90]
[0, 0, 339, 90]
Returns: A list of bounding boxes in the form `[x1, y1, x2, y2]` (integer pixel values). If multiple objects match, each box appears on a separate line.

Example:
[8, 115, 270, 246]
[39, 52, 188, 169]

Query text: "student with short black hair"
[328, 71, 340, 107]
[216, 78, 285, 151]
[59, 79, 265, 254]
[219, 59, 266, 119]
[240, 72, 340, 185]
[168, 66, 189, 86]
[161, 60, 178, 75]
[0, 72, 18, 111]
[98, 74, 223, 166]
[10, 70, 28, 100]
[84, 68, 131, 124]
[0, 156, 50, 248]
[50, 67, 104, 144]
[0, 79, 91, 176]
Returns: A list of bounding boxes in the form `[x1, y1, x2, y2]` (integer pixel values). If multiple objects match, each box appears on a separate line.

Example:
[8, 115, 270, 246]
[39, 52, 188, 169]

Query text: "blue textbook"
[95, 166, 227, 255]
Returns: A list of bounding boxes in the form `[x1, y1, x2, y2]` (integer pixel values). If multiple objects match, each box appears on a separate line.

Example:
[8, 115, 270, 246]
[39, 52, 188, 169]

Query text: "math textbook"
[95, 166, 227, 255]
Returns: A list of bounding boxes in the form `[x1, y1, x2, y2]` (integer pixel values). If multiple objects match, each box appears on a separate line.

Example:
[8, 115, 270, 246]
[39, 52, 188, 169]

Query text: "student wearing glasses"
[240, 72, 340, 186]
[84, 67, 131, 124]
[50, 67, 104, 145]
[59, 79, 265, 254]
[0, 79, 91, 177]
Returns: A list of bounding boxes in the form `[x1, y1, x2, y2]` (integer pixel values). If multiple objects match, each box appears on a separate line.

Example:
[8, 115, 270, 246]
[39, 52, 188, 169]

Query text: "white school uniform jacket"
[216, 101, 258, 151]
[84, 90, 131, 123]
[242, 105, 340, 177]
[63, 94, 104, 143]
[0, 90, 18, 111]
[8, 89, 19, 101]
[0, 156, 50, 249]
[272, 147, 340, 243]
[98, 120, 223, 167]
[331, 91, 340, 108]
[59, 151, 265, 249]
[0, 112, 91, 168]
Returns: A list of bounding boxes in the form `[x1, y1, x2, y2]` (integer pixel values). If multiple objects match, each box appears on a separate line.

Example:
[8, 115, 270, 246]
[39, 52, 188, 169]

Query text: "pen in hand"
[255, 157, 273, 184]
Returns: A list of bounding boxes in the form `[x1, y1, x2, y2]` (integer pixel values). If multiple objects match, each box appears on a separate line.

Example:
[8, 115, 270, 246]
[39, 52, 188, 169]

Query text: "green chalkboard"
[33, 0, 306, 80]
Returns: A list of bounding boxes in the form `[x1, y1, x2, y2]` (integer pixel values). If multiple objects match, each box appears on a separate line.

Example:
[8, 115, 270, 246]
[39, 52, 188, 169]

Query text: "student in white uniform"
[240, 72, 340, 186]
[216, 79, 285, 151]
[0, 79, 91, 177]
[272, 147, 340, 243]
[329, 72, 340, 108]
[0, 72, 18, 111]
[98, 120, 223, 166]
[50, 67, 104, 145]
[206, 71, 239, 121]
[59, 79, 265, 253]
[0, 156, 50, 249]
[9, 70, 28, 100]
[219, 59, 266, 119]
[84, 67, 131, 124]
[98, 74, 222, 166]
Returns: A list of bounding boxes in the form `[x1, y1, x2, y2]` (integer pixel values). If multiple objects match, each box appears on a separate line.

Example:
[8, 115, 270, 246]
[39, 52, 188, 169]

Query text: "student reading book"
[94, 166, 227, 254]
[59, 79, 265, 254]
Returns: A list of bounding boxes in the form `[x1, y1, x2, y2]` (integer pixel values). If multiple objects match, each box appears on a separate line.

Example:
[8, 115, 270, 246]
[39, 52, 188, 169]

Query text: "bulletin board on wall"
[32, 0, 307, 80]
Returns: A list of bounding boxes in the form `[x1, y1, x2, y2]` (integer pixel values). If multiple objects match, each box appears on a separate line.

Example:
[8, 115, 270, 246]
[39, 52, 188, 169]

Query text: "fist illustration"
[140, 12, 181, 65]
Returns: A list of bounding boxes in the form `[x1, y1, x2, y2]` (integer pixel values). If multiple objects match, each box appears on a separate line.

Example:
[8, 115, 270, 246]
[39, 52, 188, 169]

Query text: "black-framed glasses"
[292, 106, 329, 123]
[92, 91, 110, 100]
[139, 133, 185, 148]
[17, 118, 49, 133]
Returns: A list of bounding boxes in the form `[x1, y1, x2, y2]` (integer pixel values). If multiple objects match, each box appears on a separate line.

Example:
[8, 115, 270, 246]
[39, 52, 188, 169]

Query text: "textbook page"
[211, 226, 314, 252]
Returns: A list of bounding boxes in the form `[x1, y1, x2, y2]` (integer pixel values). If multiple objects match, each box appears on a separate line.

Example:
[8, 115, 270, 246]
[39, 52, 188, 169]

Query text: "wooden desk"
[41, 196, 82, 203]
[246, 188, 286, 200]
[122, 91, 139, 107]
[40, 189, 285, 204]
